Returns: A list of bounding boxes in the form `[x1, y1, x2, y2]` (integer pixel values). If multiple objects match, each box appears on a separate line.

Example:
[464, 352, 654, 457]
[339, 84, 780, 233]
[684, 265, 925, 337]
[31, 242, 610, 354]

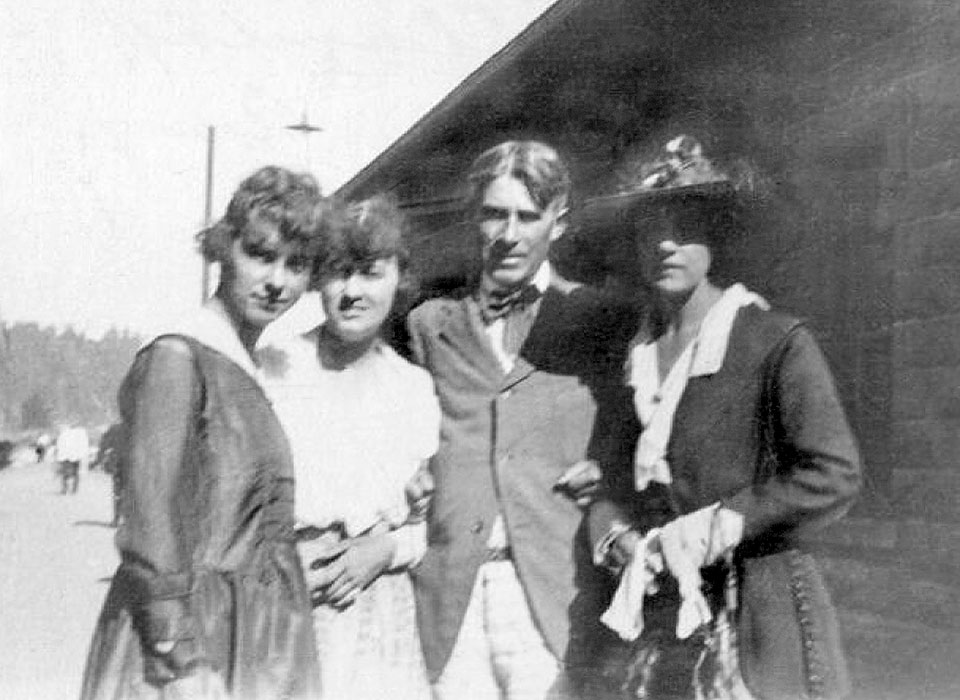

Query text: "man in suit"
[407, 140, 633, 700]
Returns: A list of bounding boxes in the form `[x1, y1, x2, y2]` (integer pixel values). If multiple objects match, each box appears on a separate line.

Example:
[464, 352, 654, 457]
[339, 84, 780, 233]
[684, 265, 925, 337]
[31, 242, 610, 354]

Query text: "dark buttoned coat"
[407, 282, 634, 682]
[590, 305, 862, 700]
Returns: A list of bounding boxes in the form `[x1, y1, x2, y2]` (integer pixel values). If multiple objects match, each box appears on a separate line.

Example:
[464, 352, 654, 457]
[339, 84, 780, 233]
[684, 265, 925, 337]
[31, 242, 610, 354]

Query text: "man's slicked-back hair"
[465, 140, 571, 213]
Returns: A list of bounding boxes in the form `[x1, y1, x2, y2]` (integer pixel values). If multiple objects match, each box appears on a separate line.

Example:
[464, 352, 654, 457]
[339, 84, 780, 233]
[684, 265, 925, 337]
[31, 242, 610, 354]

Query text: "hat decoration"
[577, 135, 768, 229]
[630, 135, 730, 193]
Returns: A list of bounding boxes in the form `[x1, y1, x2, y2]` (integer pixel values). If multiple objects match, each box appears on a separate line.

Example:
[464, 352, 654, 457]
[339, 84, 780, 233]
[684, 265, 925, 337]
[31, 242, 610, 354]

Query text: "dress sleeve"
[115, 338, 204, 675]
[587, 364, 674, 559]
[409, 369, 441, 461]
[586, 376, 640, 555]
[385, 366, 438, 570]
[723, 325, 862, 543]
[387, 521, 428, 570]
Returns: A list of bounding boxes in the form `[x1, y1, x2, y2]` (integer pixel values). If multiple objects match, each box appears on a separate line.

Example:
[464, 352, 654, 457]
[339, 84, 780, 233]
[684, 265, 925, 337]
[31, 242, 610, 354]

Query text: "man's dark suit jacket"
[407, 282, 634, 682]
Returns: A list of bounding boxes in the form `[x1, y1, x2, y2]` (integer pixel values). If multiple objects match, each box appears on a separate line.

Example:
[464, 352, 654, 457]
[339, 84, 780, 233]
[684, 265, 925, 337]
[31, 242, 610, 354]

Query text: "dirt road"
[0, 453, 118, 700]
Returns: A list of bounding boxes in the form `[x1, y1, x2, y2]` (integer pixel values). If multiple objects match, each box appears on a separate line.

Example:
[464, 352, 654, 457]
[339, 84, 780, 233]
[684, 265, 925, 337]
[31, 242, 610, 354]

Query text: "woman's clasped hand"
[303, 532, 397, 610]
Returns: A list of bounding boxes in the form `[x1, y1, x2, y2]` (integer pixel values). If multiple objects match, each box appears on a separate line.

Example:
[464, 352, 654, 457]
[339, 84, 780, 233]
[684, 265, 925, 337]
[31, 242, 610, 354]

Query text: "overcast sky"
[0, 0, 556, 338]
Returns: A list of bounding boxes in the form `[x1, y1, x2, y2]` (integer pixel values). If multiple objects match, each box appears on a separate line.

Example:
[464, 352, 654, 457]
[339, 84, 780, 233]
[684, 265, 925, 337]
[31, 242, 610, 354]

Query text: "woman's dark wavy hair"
[316, 194, 416, 325]
[196, 166, 327, 264]
[315, 194, 414, 302]
[465, 140, 571, 213]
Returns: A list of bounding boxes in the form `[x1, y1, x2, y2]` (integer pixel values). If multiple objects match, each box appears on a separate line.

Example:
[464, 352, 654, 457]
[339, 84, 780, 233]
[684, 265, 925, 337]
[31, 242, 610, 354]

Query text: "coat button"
[470, 520, 484, 534]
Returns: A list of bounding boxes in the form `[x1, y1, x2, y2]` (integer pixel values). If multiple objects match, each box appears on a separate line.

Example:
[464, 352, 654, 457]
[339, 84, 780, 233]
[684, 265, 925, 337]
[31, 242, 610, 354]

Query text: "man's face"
[476, 174, 566, 290]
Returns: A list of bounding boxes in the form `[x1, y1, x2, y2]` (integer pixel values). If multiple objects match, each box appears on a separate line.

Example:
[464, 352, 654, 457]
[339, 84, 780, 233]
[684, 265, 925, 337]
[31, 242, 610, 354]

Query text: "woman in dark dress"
[591, 137, 862, 700]
[80, 166, 328, 700]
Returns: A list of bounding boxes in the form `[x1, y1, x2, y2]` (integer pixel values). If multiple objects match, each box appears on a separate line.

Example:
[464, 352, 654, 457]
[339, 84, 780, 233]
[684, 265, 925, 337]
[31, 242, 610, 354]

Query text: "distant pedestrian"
[34, 432, 52, 463]
[55, 422, 88, 494]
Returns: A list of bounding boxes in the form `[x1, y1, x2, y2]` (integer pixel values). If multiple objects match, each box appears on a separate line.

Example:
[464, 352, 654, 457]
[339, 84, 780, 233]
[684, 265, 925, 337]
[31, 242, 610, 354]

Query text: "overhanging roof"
[335, 0, 587, 202]
[335, 0, 862, 213]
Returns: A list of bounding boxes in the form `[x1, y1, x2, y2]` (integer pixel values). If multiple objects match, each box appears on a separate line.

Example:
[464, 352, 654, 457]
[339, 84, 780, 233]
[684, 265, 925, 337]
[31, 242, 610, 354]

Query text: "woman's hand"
[309, 533, 396, 610]
[299, 536, 349, 598]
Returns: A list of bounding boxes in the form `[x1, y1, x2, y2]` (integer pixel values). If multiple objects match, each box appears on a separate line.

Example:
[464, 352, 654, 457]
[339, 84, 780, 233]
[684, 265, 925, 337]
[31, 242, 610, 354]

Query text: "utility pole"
[201, 125, 215, 303]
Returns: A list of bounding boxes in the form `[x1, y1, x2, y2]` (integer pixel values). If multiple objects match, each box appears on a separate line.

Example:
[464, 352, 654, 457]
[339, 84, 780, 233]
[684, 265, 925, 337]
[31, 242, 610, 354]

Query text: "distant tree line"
[0, 322, 141, 436]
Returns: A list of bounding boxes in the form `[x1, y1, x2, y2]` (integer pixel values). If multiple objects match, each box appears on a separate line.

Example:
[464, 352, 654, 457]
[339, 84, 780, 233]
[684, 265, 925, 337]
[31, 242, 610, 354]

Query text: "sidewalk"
[0, 456, 118, 700]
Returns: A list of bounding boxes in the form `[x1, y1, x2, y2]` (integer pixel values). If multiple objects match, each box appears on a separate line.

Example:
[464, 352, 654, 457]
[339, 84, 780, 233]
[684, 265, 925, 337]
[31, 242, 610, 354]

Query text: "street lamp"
[285, 110, 323, 184]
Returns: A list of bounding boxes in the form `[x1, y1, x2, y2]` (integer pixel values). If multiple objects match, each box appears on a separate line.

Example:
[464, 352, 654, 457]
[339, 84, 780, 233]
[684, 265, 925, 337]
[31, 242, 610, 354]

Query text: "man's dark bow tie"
[479, 284, 542, 323]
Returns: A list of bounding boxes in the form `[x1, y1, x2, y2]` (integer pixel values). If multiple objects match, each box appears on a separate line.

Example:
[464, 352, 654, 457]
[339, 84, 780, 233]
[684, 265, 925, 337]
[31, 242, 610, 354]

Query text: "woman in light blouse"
[261, 195, 439, 700]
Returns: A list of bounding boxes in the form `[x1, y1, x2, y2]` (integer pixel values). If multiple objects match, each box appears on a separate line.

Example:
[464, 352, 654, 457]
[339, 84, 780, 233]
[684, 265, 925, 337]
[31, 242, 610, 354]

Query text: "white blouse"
[258, 328, 441, 560]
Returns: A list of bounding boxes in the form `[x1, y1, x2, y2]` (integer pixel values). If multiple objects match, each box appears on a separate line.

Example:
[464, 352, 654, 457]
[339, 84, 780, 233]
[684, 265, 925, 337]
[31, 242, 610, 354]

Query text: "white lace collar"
[144, 298, 263, 387]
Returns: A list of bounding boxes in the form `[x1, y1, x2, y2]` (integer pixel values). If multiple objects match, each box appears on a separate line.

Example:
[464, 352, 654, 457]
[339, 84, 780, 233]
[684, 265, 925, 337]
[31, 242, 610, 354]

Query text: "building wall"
[566, 5, 960, 693]
[369, 1, 960, 518]
[655, 0, 960, 519]
[391, 1, 960, 514]
[352, 2, 960, 694]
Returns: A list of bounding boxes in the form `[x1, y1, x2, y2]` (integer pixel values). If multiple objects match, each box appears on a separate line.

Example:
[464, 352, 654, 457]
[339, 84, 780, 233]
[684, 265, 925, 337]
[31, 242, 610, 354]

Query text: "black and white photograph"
[1, 2, 958, 699]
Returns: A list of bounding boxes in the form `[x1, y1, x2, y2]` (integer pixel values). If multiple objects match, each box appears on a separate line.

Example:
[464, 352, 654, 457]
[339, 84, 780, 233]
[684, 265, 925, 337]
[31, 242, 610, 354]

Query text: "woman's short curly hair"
[196, 165, 327, 264]
[465, 140, 571, 213]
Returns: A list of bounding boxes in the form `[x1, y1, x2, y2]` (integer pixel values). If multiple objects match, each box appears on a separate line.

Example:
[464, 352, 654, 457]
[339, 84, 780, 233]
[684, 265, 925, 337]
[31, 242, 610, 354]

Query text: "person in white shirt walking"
[55, 422, 88, 494]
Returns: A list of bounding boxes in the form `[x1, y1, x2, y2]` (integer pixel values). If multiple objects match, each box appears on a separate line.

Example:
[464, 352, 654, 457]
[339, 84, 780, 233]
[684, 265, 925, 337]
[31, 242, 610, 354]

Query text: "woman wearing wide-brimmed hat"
[589, 136, 862, 700]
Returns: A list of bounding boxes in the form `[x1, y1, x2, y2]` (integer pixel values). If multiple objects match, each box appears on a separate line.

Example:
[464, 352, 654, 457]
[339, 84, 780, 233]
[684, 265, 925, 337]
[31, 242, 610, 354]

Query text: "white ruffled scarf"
[628, 283, 768, 491]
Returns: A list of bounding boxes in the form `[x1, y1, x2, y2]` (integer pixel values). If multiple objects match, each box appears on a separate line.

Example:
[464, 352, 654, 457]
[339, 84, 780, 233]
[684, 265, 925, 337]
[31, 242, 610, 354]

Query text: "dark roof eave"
[398, 197, 464, 216]
[335, 0, 586, 201]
